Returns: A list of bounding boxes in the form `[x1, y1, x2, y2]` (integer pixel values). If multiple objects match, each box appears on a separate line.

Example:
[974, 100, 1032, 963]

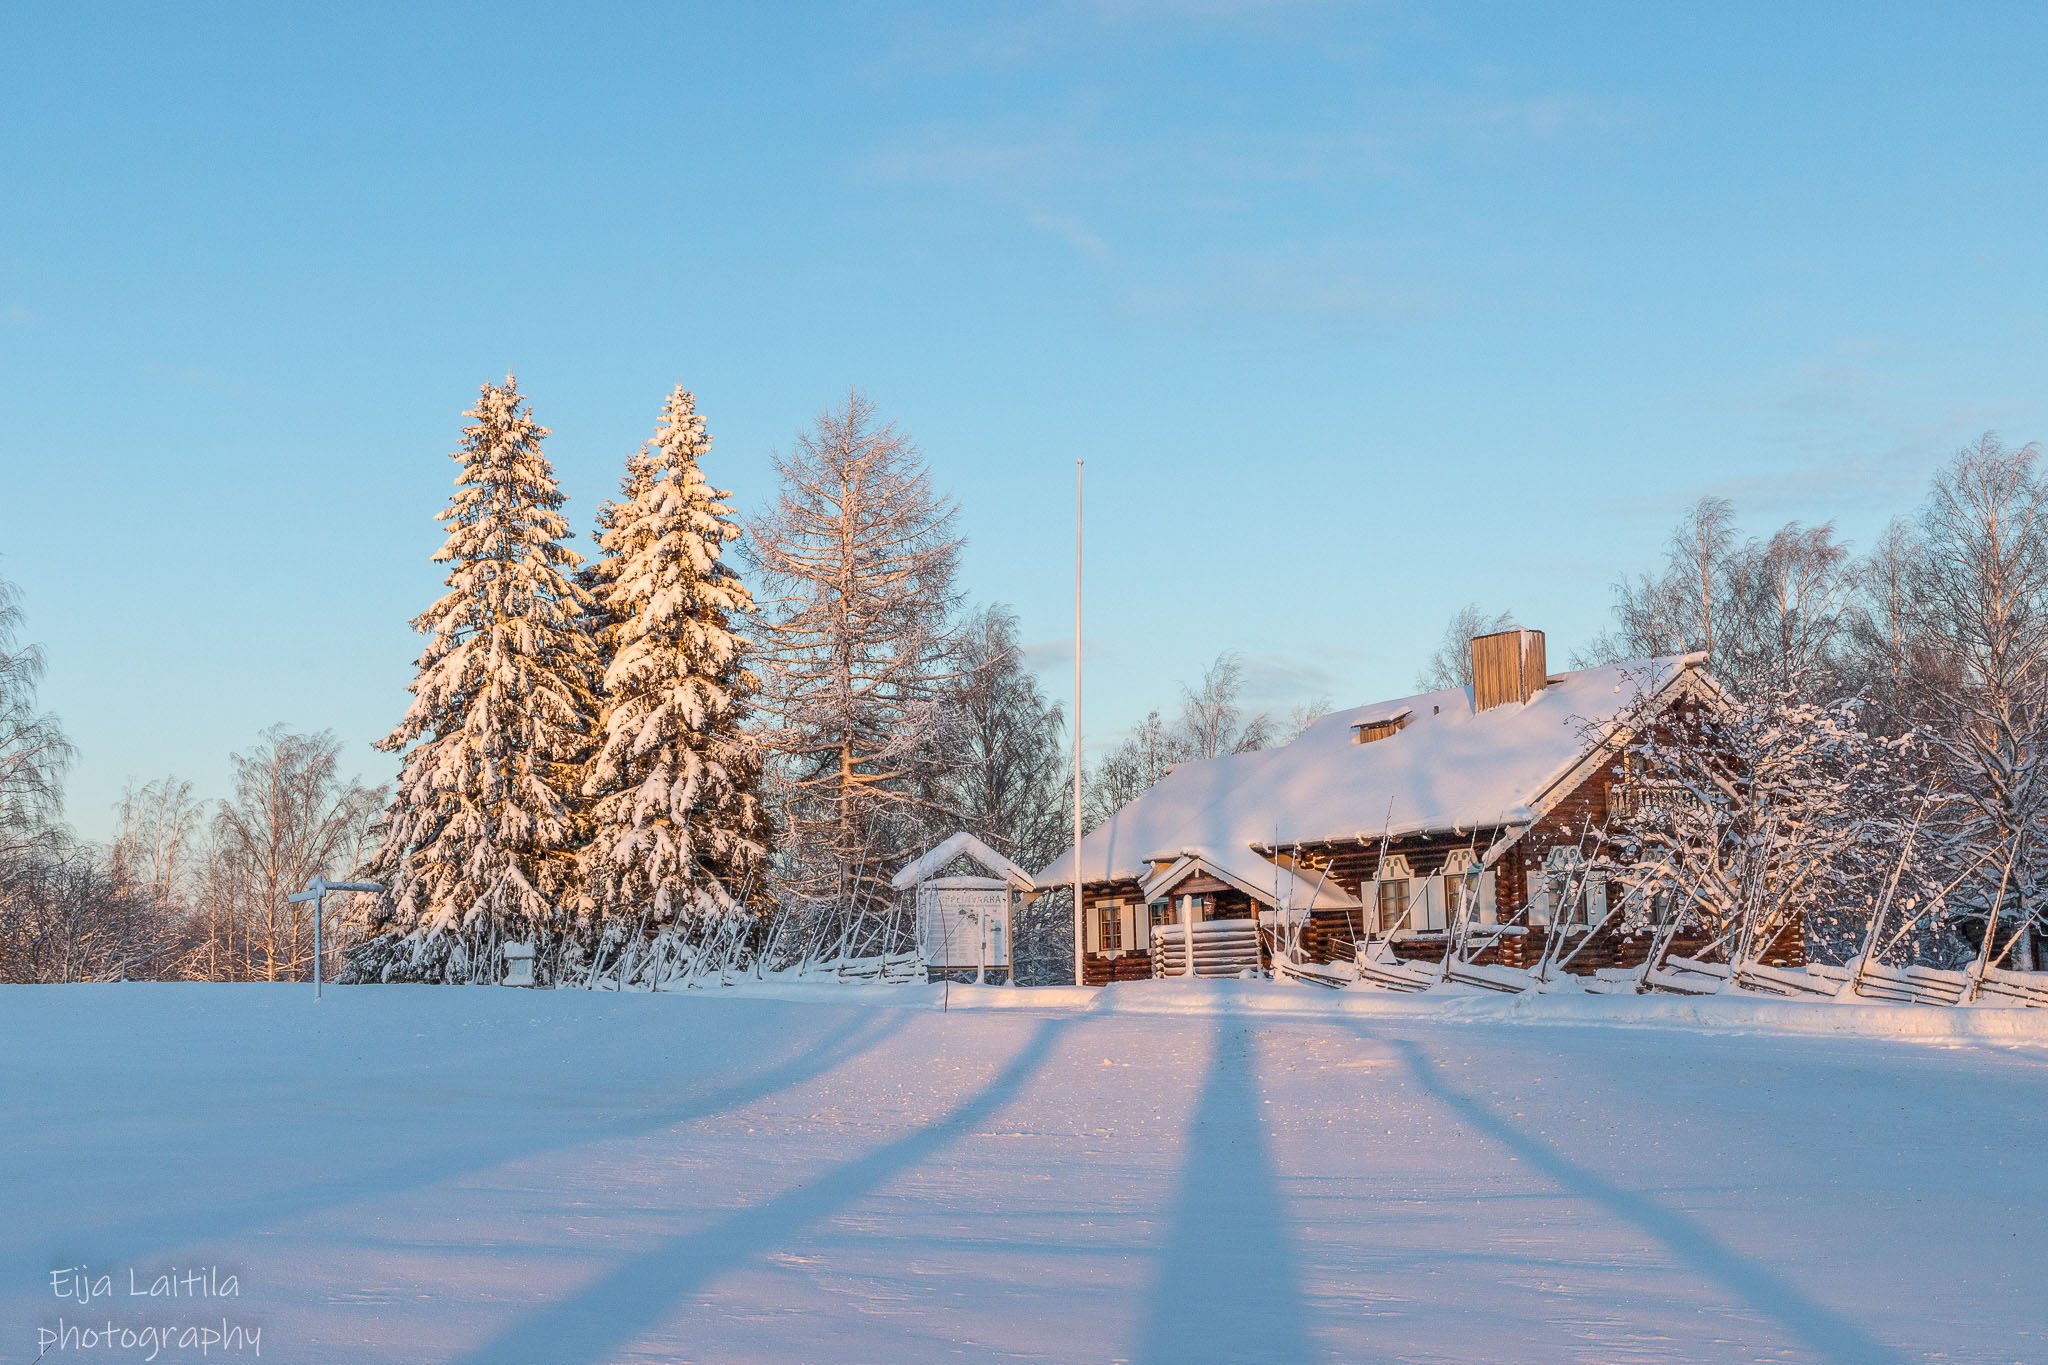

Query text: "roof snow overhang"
[1140, 850, 1359, 911]
[891, 832, 1036, 892]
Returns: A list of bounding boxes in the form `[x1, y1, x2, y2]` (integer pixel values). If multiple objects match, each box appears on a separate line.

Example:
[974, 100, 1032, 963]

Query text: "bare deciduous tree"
[1907, 433, 2048, 969]
[939, 605, 1068, 871]
[1844, 516, 1933, 727]
[1418, 605, 1516, 690]
[0, 841, 179, 983]
[198, 727, 384, 981]
[0, 576, 71, 868]
[748, 390, 965, 909]
[1178, 652, 1273, 760]
[109, 777, 202, 918]
[1720, 521, 1854, 694]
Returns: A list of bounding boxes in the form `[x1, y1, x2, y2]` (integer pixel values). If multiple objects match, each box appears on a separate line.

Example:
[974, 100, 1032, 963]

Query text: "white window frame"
[1536, 847, 1602, 930]
[1371, 855, 1415, 934]
[1440, 850, 1496, 927]
[1098, 900, 1124, 955]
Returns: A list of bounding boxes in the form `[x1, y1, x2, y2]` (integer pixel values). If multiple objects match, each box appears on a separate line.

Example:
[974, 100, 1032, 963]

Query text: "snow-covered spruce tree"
[747, 391, 963, 936]
[580, 387, 768, 973]
[350, 377, 596, 984]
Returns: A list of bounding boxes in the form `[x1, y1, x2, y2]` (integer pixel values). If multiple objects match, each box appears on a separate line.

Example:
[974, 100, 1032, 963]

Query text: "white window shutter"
[1418, 876, 1443, 931]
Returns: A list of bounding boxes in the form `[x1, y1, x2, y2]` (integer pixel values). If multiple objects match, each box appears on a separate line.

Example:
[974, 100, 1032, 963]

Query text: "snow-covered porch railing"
[1150, 918, 1261, 978]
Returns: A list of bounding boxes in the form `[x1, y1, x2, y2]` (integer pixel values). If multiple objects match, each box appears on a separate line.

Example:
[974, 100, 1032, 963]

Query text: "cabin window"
[1531, 849, 1603, 929]
[1438, 855, 1495, 926]
[1098, 905, 1123, 953]
[1439, 872, 1466, 923]
[1149, 900, 1175, 926]
[1375, 878, 1410, 933]
[1352, 710, 1412, 744]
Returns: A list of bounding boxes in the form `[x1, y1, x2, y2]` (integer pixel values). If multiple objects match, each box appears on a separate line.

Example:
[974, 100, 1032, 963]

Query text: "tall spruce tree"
[359, 376, 596, 981]
[583, 387, 767, 924]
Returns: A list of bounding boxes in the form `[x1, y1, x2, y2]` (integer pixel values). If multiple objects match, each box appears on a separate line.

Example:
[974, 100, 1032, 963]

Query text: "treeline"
[0, 702, 382, 984]
[0, 380, 1084, 985]
[7, 399, 2043, 985]
[1494, 433, 2047, 973]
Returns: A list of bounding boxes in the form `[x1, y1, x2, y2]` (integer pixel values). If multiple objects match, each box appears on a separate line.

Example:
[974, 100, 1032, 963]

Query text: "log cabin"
[1035, 629, 1800, 984]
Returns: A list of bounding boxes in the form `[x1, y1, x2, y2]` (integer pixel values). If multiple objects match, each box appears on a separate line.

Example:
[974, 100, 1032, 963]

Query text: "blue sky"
[4, 2, 2044, 839]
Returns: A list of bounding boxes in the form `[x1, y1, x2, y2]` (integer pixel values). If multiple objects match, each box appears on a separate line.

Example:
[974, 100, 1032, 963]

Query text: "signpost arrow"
[287, 875, 384, 999]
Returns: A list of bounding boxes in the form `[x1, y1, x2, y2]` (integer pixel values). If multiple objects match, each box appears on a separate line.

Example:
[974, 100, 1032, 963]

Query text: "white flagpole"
[1074, 459, 1085, 988]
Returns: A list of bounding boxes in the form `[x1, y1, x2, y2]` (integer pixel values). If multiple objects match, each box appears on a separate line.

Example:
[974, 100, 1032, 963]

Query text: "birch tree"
[1719, 521, 1854, 695]
[201, 728, 383, 980]
[940, 604, 1067, 870]
[0, 575, 69, 869]
[1417, 605, 1516, 690]
[1606, 682, 1912, 965]
[1177, 651, 1273, 759]
[582, 386, 768, 929]
[1580, 497, 1736, 669]
[747, 391, 963, 908]
[355, 376, 597, 981]
[1907, 433, 2048, 970]
[1844, 517, 1934, 729]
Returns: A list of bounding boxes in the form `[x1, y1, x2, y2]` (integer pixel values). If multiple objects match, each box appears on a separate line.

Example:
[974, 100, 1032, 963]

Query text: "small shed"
[891, 832, 1036, 984]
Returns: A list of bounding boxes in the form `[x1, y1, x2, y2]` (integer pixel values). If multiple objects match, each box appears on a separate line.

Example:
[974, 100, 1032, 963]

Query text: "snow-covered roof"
[891, 831, 1036, 892]
[1035, 655, 1703, 899]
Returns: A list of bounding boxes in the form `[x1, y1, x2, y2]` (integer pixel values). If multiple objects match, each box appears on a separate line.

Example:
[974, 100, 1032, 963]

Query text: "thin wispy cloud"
[1113, 244, 1441, 328]
[1592, 344, 2046, 533]
[1026, 210, 1112, 261]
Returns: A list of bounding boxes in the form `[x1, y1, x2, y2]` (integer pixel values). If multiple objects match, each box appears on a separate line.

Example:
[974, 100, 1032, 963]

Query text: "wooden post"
[1073, 459, 1085, 988]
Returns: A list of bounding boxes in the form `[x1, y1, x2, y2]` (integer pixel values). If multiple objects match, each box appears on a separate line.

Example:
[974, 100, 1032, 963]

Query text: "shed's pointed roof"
[892, 831, 1036, 892]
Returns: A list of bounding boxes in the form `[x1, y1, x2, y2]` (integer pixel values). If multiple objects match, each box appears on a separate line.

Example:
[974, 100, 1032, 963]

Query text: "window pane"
[1376, 879, 1409, 932]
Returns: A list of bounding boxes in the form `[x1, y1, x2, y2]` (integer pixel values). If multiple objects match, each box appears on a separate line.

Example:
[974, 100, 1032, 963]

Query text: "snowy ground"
[6, 982, 2047, 1364]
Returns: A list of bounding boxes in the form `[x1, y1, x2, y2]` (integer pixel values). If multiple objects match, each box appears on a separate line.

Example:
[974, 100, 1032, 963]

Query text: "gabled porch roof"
[1140, 852, 1359, 910]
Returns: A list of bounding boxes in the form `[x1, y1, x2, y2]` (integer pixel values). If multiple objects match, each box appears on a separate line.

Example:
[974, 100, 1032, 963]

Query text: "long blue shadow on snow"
[1357, 1025, 1906, 1365]
[1136, 993, 1314, 1364]
[446, 1013, 1078, 1365]
[42, 1002, 910, 1271]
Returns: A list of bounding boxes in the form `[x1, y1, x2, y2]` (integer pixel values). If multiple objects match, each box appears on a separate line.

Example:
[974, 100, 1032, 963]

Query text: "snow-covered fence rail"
[1735, 961, 1842, 999]
[1972, 966, 2048, 1007]
[1839, 962, 1969, 1007]
[1354, 947, 1439, 993]
[1271, 951, 1355, 990]
[829, 951, 924, 984]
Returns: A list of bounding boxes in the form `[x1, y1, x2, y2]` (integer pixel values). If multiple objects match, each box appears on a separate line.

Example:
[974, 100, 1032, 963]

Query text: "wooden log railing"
[1151, 919, 1262, 978]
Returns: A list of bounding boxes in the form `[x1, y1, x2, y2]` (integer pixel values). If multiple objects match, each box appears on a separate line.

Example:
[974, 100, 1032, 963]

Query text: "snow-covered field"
[6, 982, 2046, 1364]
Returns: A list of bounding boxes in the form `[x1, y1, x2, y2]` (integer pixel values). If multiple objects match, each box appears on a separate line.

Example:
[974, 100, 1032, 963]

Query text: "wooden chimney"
[1469, 628, 1546, 712]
